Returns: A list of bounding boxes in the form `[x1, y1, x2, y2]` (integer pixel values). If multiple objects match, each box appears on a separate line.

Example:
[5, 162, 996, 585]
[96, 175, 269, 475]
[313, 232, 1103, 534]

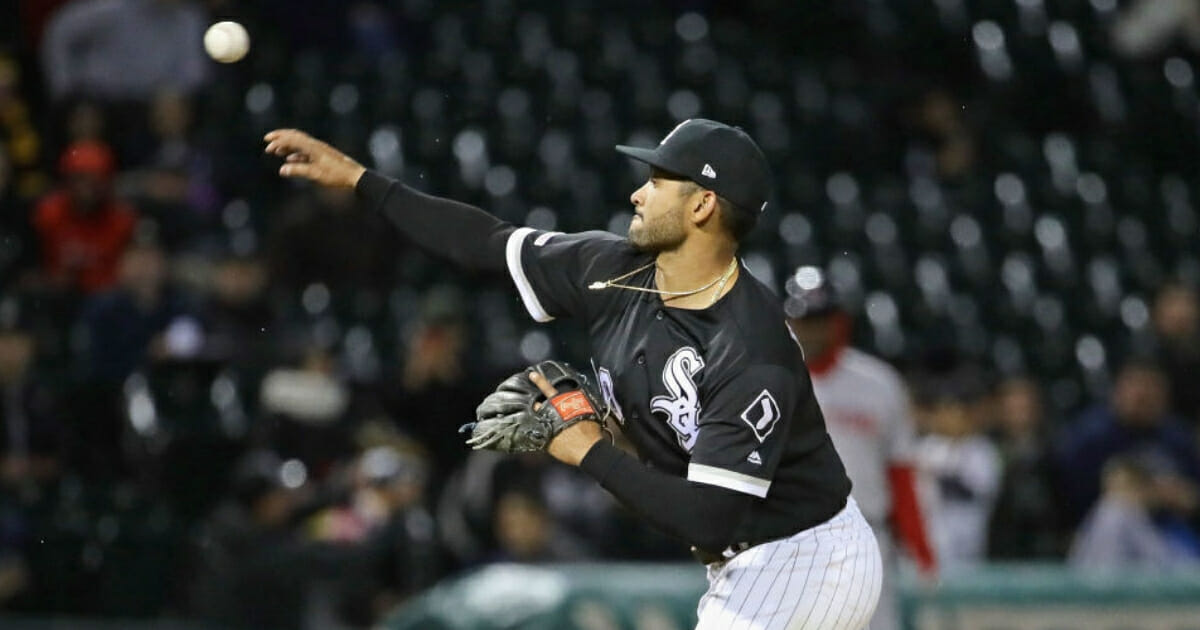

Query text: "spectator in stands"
[266, 186, 396, 294]
[0, 55, 48, 203]
[913, 370, 1003, 570]
[437, 448, 614, 567]
[0, 318, 62, 485]
[379, 287, 498, 490]
[490, 488, 591, 564]
[75, 240, 199, 384]
[258, 338, 355, 472]
[40, 0, 209, 103]
[0, 146, 38, 287]
[1068, 456, 1188, 568]
[1112, 0, 1200, 58]
[987, 376, 1067, 559]
[1151, 282, 1200, 425]
[328, 440, 443, 626]
[70, 240, 198, 476]
[0, 309, 60, 616]
[188, 449, 349, 630]
[200, 251, 275, 373]
[1054, 358, 1200, 528]
[63, 100, 106, 145]
[121, 91, 221, 249]
[0, 552, 28, 611]
[32, 141, 137, 294]
[904, 88, 976, 180]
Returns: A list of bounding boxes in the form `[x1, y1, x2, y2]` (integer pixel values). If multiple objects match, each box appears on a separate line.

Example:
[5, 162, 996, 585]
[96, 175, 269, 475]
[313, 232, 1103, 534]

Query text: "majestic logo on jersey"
[741, 390, 781, 442]
[651, 346, 705, 452]
[594, 366, 625, 425]
[747, 450, 762, 465]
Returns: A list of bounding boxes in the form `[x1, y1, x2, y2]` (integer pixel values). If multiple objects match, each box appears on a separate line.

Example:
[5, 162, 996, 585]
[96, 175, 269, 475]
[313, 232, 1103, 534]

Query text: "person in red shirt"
[32, 141, 136, 293]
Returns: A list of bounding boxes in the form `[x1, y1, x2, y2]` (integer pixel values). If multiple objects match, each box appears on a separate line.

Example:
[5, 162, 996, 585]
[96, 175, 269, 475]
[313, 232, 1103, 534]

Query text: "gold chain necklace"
[588, 258, 738, 306]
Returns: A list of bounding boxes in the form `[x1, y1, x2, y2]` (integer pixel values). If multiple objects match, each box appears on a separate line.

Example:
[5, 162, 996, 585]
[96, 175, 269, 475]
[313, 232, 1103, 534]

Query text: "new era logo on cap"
[701, 164, 717, 178]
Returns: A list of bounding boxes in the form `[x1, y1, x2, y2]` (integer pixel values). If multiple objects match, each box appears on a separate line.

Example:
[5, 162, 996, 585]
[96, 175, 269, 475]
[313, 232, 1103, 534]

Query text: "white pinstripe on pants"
[695, 497, 883, 630]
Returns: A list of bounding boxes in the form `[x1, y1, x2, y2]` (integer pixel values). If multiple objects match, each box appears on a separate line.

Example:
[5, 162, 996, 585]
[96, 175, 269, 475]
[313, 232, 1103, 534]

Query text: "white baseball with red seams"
[204, 21, 250, 64]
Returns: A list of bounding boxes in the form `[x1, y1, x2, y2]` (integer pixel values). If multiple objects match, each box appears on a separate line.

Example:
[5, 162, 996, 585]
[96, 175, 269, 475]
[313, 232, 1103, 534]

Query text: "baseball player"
[264, 119, 882, 629]
[784, 267, 936, 630]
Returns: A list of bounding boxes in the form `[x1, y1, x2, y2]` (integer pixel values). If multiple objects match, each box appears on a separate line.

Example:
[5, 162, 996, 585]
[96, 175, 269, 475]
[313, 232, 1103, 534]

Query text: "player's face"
[627, 171, 693, 252]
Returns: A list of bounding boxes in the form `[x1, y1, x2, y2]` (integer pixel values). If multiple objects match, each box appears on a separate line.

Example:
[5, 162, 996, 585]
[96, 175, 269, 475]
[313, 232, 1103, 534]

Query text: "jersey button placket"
[656, 311, 664, 320]
[636, 355, 646, 365]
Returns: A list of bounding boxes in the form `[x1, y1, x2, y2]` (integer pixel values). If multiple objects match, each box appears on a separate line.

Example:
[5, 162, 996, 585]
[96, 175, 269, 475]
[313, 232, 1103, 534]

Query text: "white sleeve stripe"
[505, 227, 554, 323]
[688, 463, 771, 498]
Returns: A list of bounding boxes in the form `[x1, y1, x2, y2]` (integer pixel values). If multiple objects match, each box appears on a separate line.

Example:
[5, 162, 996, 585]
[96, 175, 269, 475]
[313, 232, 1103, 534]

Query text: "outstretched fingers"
[529, 371, 559, 398]
[262, 128, 364, 187]
[263, 129, 322, 159]
[278, 162, 319, 178]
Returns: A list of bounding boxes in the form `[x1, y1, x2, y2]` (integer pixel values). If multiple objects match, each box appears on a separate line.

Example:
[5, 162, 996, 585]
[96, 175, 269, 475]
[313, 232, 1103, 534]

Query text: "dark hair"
[676, 179, 754, 243]
[715, 195, 755, 242]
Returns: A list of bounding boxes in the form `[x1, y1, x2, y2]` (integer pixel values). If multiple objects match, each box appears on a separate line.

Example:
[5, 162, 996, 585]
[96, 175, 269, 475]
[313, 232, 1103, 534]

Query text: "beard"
[627, 205, 687, 252]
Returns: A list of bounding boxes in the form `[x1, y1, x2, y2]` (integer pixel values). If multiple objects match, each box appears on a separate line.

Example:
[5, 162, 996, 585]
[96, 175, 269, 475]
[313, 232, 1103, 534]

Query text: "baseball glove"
[461, 360, 607, 453]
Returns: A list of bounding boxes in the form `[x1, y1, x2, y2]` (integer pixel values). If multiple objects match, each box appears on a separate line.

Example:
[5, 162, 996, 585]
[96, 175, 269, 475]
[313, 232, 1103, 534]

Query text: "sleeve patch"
[740, 389, 781, 442]
[688, 463, 771, 498]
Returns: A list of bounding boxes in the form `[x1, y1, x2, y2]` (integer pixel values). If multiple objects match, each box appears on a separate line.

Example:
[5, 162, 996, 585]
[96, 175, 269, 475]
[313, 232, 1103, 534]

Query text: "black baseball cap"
[616, 118, 773, 218]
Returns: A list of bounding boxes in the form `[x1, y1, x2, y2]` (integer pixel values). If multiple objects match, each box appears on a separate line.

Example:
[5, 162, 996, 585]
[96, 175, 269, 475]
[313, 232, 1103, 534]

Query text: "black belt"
[692, 498, 850, 565]
[690, 541, 755, 565]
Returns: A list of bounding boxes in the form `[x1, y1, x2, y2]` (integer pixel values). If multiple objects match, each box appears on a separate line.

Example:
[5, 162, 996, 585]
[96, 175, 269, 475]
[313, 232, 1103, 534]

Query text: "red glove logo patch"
[549, 391, 595, 421]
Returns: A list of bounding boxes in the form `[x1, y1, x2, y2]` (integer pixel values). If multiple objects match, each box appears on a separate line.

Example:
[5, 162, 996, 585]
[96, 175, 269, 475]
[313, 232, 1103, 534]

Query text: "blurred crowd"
[0, 0, 1198, 628]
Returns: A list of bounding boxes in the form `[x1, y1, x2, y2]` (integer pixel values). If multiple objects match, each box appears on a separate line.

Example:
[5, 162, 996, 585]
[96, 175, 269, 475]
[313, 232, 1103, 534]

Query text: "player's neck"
[653, 239, 739, 309]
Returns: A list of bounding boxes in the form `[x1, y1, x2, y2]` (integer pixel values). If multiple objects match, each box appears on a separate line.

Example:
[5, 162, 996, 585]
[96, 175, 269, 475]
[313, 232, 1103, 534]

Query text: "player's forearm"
[888, 464, 936, 572]
[580, 441, 752, 551]
[356, 170, 512, 273]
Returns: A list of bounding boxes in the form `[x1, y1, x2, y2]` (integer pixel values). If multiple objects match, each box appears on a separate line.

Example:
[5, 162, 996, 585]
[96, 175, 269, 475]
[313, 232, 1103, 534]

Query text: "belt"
[690, 541, 754, 565]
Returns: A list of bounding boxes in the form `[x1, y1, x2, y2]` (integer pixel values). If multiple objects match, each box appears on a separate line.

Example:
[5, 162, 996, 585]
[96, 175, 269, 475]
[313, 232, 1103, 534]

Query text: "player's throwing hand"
[263, 129, 367, 189]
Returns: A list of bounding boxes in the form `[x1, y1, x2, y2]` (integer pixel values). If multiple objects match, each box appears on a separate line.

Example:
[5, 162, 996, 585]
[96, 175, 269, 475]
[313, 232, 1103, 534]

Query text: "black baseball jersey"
[505, 227, 851, 544]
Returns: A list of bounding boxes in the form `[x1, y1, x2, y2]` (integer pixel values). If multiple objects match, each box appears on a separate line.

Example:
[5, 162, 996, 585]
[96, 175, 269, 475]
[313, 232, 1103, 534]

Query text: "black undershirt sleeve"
[579, 441, 754, 552]
[355, 169, 514, 273]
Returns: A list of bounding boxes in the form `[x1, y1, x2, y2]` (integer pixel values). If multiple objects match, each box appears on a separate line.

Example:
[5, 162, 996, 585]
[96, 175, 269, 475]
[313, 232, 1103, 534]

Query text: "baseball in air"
[204, 21, 250, 63]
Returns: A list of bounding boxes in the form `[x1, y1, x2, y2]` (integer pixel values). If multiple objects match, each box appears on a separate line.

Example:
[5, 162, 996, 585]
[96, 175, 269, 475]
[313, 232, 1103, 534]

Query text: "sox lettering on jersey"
[651, 346, 705, 451]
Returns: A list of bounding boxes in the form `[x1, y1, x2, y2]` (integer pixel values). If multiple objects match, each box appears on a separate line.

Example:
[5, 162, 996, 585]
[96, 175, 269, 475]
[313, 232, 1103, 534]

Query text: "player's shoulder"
[523, 229, 628, 256]
[721, 269, 799, 367]
[519, 228, 644, 272]
[533, 229, 625, 245]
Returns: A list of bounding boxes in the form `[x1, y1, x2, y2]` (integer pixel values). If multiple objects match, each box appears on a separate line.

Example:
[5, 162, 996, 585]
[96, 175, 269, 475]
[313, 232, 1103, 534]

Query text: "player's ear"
[691, 189, 719, 225]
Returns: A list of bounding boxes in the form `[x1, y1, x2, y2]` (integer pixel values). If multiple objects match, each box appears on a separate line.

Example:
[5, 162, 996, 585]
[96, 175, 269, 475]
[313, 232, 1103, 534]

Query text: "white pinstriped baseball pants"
[695, 497, 883, 630]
